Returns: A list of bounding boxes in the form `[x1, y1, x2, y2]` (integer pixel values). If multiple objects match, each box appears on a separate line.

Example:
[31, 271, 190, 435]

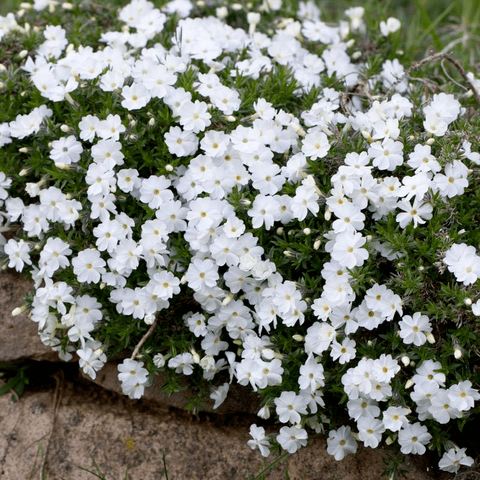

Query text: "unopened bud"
[62, 2, 74, 9]
[93, 348, 103, 358]
[385, 435, 395, 446]
[324, 208, 332, 221]
[12, 305, 27, 316]
[276, 227, 284, 235]
[405, 379, 414, 389]
[464, 298, 472, 306]
[303, 227, 311, 235]
[426, 138, 435, 146]
[148, 118, 155, 126]
[351, 51, 362, 60]
[454, 348, 463, 360]
[290, 122, 306, 137]
[60, 124, 70, 132]
[222, 293, 234, 306]
[191, 349, 200, 364]
[426, 332, 435, 344]
[361, 130, 373, 143]
[292, 334, 304, 342]
[144, 314, 155, 325]
[261, 348, 275, 360]
[19, 148, 29, 154]
[401, 355, 409, 367]
[224, 115, 236, 122]
[313, 238, 321, 250]
[257, 405, 271, 419]
[165, 164, 173, 172]
[216, 6, 228, 19]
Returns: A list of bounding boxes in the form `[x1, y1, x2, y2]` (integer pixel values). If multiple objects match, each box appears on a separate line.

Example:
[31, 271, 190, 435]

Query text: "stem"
[384, 51, 480, 108]
[130, 317, 159, 360]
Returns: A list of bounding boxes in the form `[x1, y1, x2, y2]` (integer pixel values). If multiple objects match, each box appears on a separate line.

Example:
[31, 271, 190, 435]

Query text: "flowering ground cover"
[1, 0, 480, 477]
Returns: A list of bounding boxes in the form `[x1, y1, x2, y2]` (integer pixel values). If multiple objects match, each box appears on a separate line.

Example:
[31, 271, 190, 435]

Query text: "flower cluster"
[1, 0, 479, 475]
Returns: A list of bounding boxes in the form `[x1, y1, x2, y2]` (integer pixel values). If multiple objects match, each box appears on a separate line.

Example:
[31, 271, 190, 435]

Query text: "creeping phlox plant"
[1, 0, 480, 474]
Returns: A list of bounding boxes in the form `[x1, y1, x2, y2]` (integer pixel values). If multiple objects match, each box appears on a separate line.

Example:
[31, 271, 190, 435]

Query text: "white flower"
[438, 448, 474, 473]
[398, 422, 432, 455]
[326, 425, 357, 460]
[247, 424, 271, 457]
[380, 17, 401, 36]
[276, 426, 307, 454]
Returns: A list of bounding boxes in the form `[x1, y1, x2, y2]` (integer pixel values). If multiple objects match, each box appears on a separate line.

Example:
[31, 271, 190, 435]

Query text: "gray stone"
[0, 271, 59, 363]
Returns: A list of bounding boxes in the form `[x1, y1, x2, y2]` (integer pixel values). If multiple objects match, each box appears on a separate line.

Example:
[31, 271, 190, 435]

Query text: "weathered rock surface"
[0, 367, 444, 480]
[85, 362, 260, 414]
[0, 271, 59, 362]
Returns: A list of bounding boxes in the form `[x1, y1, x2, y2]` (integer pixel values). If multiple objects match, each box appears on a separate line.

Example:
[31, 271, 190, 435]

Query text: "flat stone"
[84, 362, 260, 414]
[0, 373, 442, 480]
[0, 271, 59, 363]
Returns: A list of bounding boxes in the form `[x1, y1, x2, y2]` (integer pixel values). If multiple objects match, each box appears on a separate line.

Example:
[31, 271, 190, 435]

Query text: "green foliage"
[0, 362, 31, 402]
[0, 0, 480, 477]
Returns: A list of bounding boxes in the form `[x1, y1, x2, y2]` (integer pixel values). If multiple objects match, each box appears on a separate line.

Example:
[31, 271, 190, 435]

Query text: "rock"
[0, 271, 259, 413]
[0, 271, 59, 363]
[0, 371, 443, 480]
[84, 362, 260, 415]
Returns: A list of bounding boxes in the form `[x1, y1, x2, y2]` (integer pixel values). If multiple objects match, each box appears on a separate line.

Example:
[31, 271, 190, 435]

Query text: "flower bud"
[361, 130, 373, 143]
[144, 314, 155, 325]
[426, 332, 435, 344]
[222, 293, 234, 306]
[62, 2, 74, 9]
[261, 348, 275, 360]
[191, 349, 200, 364]
[313, 238, 321, 250]
[93, 348, 103, 358]
[276, 227, 284, 235]
[385, 435, 395, 446]
[426, 138, 435, 146]
[401, 355, 409, 367]
[464, 298, 472, 306]
[216, 6, 228, 19]
[454, 348, 463, 360]
[153, 353, 166, 368]
[257, 405, 271, 419]
[200, 355, 215, 371]
[405, 379, 414, 389]
[292, 334, 304, 342]
[12, 305, 27, 316]
[303, 227, 311, 235]
[351, 51, 362, 60]
[165, 164, 173, 172]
